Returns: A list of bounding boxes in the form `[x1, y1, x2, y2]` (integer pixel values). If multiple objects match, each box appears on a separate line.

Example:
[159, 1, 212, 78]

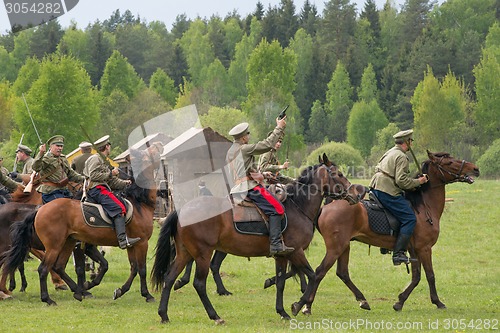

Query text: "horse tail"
[0, 210, 37, 276]
[151, 210, 178, 291]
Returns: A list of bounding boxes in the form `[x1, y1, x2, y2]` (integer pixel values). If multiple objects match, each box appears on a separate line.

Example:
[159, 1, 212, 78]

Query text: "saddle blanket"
[234, 214, 288, 236]
[361, 199, 399, 236]
[81, 200, 134, 228]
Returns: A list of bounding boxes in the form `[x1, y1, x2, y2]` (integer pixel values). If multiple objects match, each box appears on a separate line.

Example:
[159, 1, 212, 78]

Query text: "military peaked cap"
[78, 141, 92, 148]
[47, 135, 64, 146]
[16, 144, 33, 155]
[94, 135, 110, 149]
[393, 129, 413, 143]
[229, 122, 249, 139]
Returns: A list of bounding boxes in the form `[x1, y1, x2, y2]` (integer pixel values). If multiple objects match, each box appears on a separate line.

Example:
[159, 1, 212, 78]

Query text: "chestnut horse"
[1, 144, 162, 305]
[290, 151, 480, 316]
[151, 160, 354, 324]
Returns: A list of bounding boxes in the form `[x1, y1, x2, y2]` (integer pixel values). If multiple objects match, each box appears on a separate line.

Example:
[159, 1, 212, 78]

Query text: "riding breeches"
[371, 189, 416, 235]
[246, 184, 285, 216]
[87, 185, 126, 218]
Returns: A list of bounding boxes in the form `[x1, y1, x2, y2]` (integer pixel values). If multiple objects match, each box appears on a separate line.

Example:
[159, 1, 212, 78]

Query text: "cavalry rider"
[71, 141, 93, 174]
[369, 129, 429, 265]
[83, 135, 139, 249]
[0, 157, 23, 203]
[33, 135, 86, 204]
[226, 117, 294, 257]
[10, 144, 34, 182]
[258, 132, 294, 185]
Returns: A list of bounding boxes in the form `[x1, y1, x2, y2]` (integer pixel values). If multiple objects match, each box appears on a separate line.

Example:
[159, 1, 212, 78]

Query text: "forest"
[0, 0, 499, 177]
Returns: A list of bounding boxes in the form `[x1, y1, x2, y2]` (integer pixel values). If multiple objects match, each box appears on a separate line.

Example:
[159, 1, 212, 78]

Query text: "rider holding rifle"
[33, 135, 85, 203]
[10, 144, 34, 183]
[369, 129, 429, 266]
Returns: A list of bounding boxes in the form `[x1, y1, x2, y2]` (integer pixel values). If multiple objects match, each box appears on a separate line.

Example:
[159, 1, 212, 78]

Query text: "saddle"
[81, 199, 134, 228]
[361, 191, 400, 236]
[231, 197, 287, 236]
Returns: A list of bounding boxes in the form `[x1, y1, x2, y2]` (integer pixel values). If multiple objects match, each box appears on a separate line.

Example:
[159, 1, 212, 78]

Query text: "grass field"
[1, 180, 499, 332]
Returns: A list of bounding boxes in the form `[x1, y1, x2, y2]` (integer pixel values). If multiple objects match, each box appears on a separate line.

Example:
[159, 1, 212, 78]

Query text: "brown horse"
[1, 144, 162, 305]
[151, 159, 354, 324]
[290, 151, 480, 316]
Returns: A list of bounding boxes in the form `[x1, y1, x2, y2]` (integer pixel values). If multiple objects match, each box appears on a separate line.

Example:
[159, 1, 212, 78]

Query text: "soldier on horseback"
[258, 132, 294, 185]
[33, 135, 86, 204]
[226, 117, 294, 257]
[83, 135, 139, 249]
[9, 144, 34, 183]
[369, 129, 429, 265]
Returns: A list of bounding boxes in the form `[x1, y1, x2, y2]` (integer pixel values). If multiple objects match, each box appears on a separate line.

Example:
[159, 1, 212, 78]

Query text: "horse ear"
[318, 155, 323, 164]
[322, 153, 329, 164]
[427, 150, 433, 159]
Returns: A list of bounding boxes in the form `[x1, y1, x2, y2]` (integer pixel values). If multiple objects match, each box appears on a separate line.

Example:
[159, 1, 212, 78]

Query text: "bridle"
[322, 165, 359, 205]
[431, 156, 471, 185]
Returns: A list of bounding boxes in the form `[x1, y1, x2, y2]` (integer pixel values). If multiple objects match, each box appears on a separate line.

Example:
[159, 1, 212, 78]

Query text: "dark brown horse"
[1, 144, 162, 305]
[151, 160, 354, 324]
[290, 151, 480, 316]
[0, 180, 106, 300]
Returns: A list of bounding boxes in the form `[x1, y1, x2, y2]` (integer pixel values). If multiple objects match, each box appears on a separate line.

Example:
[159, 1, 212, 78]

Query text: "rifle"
[405, 138, 422, 175]
[13, 133, 24, 173]
[278, 105, 289, 120]
[79, 124, 113, 169]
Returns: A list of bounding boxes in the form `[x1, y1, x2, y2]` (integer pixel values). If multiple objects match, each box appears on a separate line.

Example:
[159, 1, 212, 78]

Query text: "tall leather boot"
[269, 215, 294, 256]
[392, 233, 412, 265]
[113, 215, 140, 249]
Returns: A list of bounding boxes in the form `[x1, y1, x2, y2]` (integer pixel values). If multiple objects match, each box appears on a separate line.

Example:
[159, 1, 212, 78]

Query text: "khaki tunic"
[258, 149, 294, 184]
[226, 126, 284, 194]
[33, 152, 85, 194]
[15, 156, 34, 182]
[71, 153, 93, 174]
[0, 168, 19, 192]
[369, 145, 421, 196]
[83, 154, 128, 191]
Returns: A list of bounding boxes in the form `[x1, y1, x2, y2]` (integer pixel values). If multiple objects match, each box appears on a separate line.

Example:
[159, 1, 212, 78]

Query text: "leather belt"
[42, 181, 66, 188]
[233, 176, 250, 186]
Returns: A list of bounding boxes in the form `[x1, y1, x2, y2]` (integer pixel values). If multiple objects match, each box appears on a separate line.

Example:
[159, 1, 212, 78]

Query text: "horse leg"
[393, 247, 422, 311]
[135, 244, 155, 302]
[83, 244, 108, 291]
[336, 246, 370, 310]
[8, 271, 16, 292]
[113, 249, 138, 300]
[72, 244, 92, 298]
[158, 250, 192, 323]
[273, 257, 292, 319]
[51, 241, 84, 302]
[264, 264, 306, 293]
[192, 253, 224, 324]
[173, 259, 193, 291]
[288, 253, 316, 317]
[210, 251, 231, 296]
[31, 248, 68, 291]
[301, 241, 345, 316]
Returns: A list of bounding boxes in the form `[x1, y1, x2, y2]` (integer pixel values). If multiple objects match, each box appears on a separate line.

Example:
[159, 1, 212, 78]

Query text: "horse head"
[319, 153, 361, 205]
[425, 150, 480, 185]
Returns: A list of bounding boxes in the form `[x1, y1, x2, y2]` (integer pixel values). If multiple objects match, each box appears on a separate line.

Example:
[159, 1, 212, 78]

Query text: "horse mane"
[285, 164, 322, 207]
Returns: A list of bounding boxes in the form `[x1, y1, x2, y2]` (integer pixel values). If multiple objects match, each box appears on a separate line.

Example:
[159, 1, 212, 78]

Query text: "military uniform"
[258, 148, 294, 184]
[0, 166, 19, 192]
[369, 129, 427, 265]
[13, 144, 34, 182]
[83, 135, 139, 249]
[71, 142, 93, 174]
[33, 135, 85, 203]
[226, 121, 293, 256]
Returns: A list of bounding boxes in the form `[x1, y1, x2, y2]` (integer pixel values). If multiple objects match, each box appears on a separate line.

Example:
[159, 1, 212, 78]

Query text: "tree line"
[0, 0, 499, 177]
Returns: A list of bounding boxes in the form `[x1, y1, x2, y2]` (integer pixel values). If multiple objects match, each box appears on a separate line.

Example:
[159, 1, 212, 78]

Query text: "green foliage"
[307, 100, 328, 143]
[305, 141, 365, 177]
[358, 63, 377, 102]
[199, 106, 248, 140]
[100, 50, 145, 99]
[0, 81, 14, 141]
[149, 68, 177, 107]
[368, 122, 400, 165]
[13, 54, 99, 150]
[325, 60, 353, 142]
[0, 46, 16, 82]
[11, 57, 40, 95]
[473, 22, 500, 150]
[347, 100, 388, 158]
[477, 138, 500, 178]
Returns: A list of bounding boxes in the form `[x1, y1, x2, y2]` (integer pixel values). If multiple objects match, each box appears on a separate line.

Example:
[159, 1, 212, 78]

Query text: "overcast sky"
[1, 0, 427, 34]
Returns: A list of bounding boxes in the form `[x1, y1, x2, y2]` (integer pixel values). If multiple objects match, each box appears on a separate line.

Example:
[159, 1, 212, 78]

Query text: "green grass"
[1, 180, 499, 332]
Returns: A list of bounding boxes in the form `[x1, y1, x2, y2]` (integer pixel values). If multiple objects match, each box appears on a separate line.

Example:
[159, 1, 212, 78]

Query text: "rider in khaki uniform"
[83, 135, 139, 249]
[33, 135, 85, 204]
[370, 129, 428, 265]
[0, 158, 22, 193]
[71, 141, 93, 174]
[226, 117, 294, 256]
[258, 132, 294, 184]
[10, 144, 34, 182]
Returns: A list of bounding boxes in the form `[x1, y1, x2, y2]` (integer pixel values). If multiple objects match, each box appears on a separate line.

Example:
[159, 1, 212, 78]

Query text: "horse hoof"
[0, 291, 13, 300]
[217, 290, 232, 296]
[173, 280, 186, 291]
[113, 288, 122, 300]
[393, 302, 403, 311]
[146, 295, 155, 303]
[46, 300, 58, 306]
[280, 312, 291, 321]
[435, 302, 446, 309]
[55, 284, 68, 291]
[291, 302, 302, 316]
[83, 281, 90, 290]
[263, 279, 272, 289]
[302, 307, 311, 316]
[214, 319, 225, 325]
[82, 291, 93, 299]
[73, 293, 83, 302]
[359, 300, 371, 310]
